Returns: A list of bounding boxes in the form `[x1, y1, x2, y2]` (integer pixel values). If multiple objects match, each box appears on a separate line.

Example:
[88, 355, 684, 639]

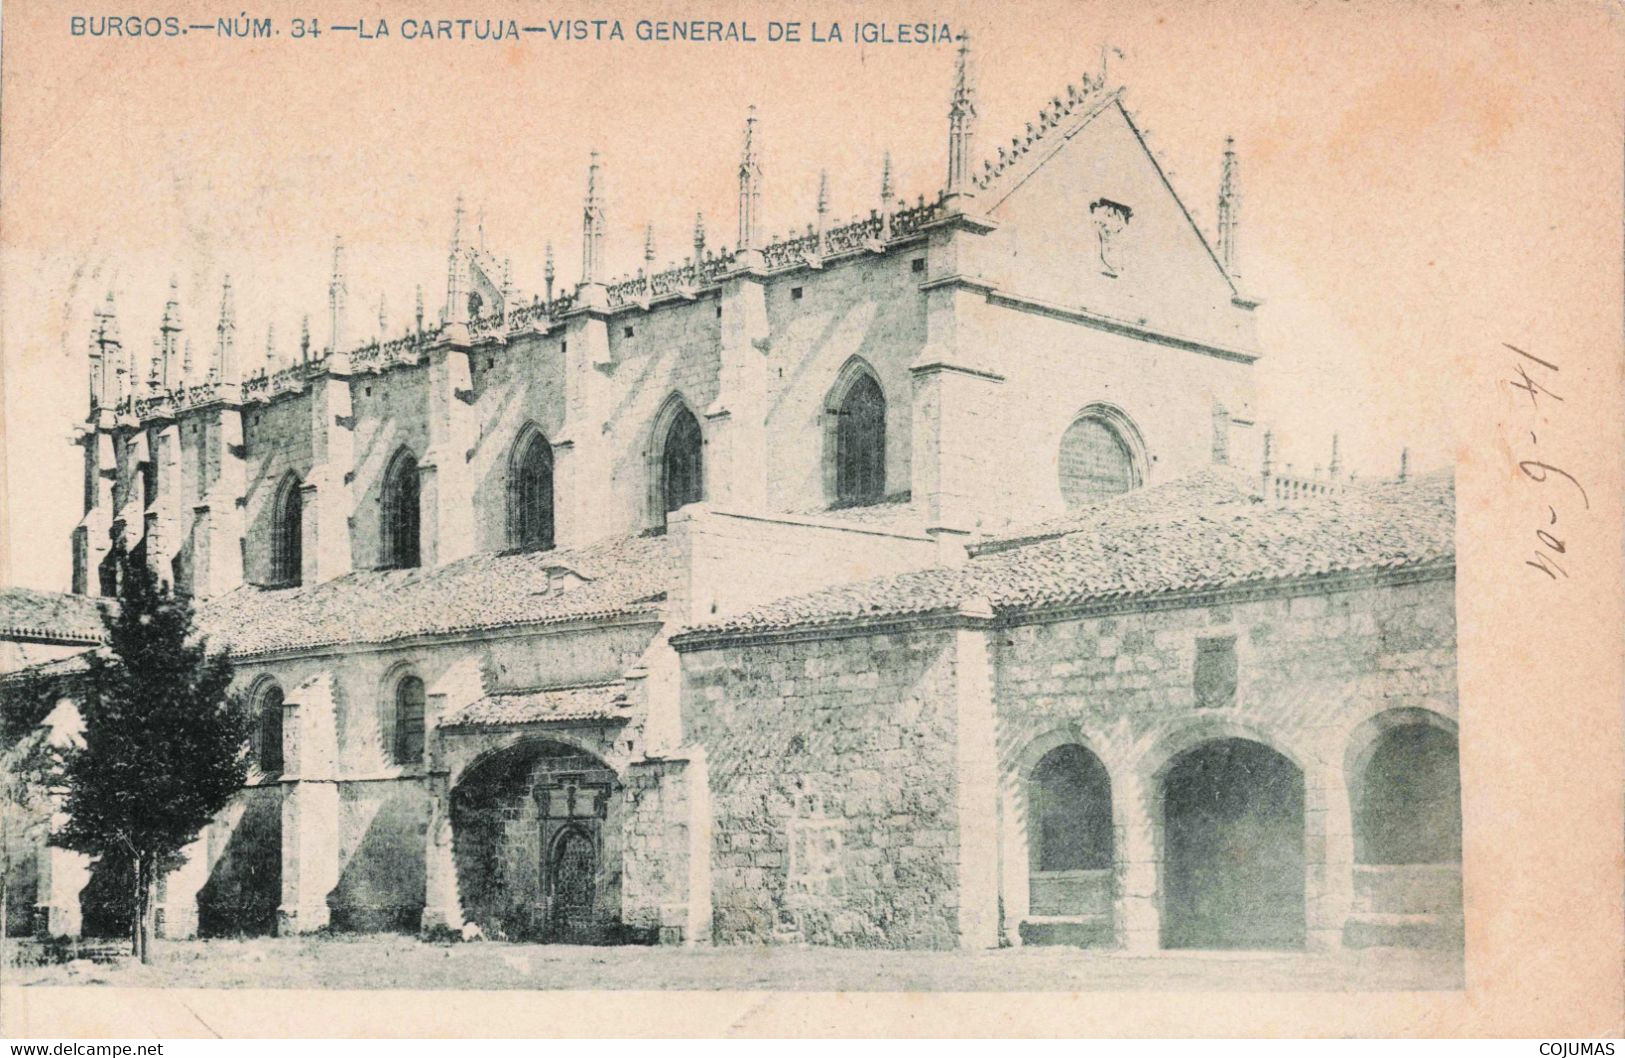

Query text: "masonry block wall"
[992, 572, 1458, 951]
[680, 629, 964, 948]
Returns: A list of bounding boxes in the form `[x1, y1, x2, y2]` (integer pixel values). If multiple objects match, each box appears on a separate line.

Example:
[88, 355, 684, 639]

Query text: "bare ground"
[5, 934, 1464, 992]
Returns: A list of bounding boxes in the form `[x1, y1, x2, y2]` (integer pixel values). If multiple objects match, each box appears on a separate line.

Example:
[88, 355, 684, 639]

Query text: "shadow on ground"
[9, 935, 1464, 992]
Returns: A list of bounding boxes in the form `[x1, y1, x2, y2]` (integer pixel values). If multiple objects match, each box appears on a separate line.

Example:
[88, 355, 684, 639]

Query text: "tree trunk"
[132, 853, 156, 964]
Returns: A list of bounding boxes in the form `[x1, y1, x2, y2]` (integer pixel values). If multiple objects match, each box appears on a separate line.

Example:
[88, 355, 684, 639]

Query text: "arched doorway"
[1026, 745, 1115, 941]
[1161, 738, 1305, 949]
[450, 739, 620, 943]
[548, 825, 598, 943]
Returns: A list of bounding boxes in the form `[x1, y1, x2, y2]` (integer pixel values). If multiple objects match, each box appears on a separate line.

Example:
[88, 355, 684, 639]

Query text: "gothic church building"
[5, 40, 1461, 953]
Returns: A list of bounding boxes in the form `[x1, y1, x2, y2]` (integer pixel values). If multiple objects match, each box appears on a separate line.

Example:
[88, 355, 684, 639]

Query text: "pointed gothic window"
[659, 406, 703, 522]
[381, 449, 421, 569]
[271, 474, 303, 587]
[393, 675, 426, 766]
[252, 682, 285, 775]
[834, 373, 887, 507]
[509, 429, 555, 552]
[1058, 411, 1141, 511]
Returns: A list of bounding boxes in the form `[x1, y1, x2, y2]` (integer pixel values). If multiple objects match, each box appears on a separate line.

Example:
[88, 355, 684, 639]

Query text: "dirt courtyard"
[6, 935, 1464, 992]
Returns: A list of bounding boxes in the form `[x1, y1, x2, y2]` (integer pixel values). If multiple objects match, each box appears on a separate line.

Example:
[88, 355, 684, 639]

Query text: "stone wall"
[680, 628, 963, 948]
[993, 571, 1459, 950]
[621, 754, 709, 944]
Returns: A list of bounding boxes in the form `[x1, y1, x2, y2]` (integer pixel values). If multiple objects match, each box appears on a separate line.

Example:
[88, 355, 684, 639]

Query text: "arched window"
[271, 474, 303, 586]
[509, 428, 555, 552]
[393, 675, 426, 765]
[381, 449, 421, 569]
[252, 682, 284, 775]
[1028, 743, 1115, 920]
[1031, 745, 1114, 873]
[658, 405, 703, 523]
[1355, 724, 1461, 865]
[834, 373, 887, 506]
[1058, 410, 1141, 511]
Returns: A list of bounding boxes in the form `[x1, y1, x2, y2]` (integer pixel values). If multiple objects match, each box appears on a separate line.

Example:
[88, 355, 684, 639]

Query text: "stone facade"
[5, 42, 1459, 964]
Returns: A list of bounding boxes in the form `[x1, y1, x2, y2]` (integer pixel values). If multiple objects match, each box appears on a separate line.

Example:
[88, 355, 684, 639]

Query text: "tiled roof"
[440, 682, 631, 729]
[676, 471, 1455, 639]
[200, 533, 673, 657]
[0, 588, 108, 644]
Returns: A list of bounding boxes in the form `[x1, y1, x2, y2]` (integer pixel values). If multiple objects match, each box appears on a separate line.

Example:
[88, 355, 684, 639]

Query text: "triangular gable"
[974, 91, 1257, 355]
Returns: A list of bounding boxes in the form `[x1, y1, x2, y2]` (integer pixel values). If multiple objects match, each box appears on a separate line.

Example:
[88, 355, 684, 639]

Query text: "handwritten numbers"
[1504, 344, 1585, 582]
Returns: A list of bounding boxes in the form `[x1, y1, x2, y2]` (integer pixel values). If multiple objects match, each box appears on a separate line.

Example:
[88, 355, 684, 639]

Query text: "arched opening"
[1058, 408, 1142, 511]
[508, 428, 555, 552]
[1356, 724, 1461, 865]
[833, 372, 886, 507]
[450, 739, 622, 942]
[656, 403, 703, 527]
[251, 681, 285, 775]
[1345, 718, 1463, 947]
[381, 449, 421, 569]
[271, 474, 303, 586]
[1028, 745, 1114, 915]
[390, 674, 426, 766]
[1161, 738, 1305, 949]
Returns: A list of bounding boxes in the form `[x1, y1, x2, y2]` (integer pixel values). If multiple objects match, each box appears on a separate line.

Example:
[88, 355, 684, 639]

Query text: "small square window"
[365, 386, 373, 396]
[624, 326, 635, 338]
[561, 341, 567, 353]
[791, 286, 804, 301]
[911, 257, 926, 273]
[715, 304, 723, 318]
[487, 357, 494, 369]
[1194, 636, 1238, 710]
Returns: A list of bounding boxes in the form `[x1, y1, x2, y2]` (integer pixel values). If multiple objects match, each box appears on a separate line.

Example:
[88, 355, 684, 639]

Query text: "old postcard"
[0, 0, 1620, 1038]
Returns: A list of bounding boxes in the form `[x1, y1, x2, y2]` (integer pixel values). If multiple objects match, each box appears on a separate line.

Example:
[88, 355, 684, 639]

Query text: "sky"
[1, 0, 1620, 591]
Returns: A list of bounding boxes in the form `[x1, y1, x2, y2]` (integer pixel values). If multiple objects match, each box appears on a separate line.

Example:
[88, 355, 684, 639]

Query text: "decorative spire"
[117, 332, 133, 407]
[1217, 135, 1240, 275]
[543, 242, 556, 302]
[377, 293, 387, 338]
[581, 151, 606, 286]
[214, 274, 236, 384]
[182, 338, 193, 383]
[737, 107, 763, 252]
[880, 151, 894, 203]
[156, 276, 182, 391]
[693, 212, 706, 260]
[1329, 433, 1342, 479]
[415, 284, 425, 333]
[1399, 447, 1410, 483]
[265, 322, 277, 375]
[643, 224, 656, 270]
[945, 32, 977, 200]
[300, 314, 311, 362]
[816, 169, 830, 247]
[148, 336, 162, 394]
[328, 236, 347, 352]
[1261, 428, 1274, 481]
[477, 205, 487, 254]
[451, 193, 465, 252]
[93, 290, 122, 411]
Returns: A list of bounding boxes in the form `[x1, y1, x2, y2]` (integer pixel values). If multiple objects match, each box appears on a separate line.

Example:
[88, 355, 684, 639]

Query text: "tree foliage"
[52, 548, 248, 960]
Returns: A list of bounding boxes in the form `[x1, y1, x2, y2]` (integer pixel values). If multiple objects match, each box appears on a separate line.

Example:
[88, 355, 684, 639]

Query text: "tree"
[53, 546, 247, 963]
